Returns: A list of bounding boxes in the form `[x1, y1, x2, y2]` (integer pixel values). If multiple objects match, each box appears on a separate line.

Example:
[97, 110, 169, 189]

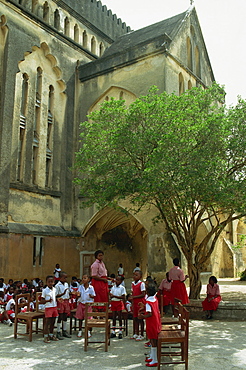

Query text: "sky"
[102, 0, 246, 106]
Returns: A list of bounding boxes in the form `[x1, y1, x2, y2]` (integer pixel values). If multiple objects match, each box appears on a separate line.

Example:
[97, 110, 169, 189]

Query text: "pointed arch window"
[179, 73, 184, 95]
[64, 17, 70, 37]
[99, 42, 104, 57]
[195, 46, 201, 78]
[187, 36, 193, 71]
[91, 36, 96, 54]
[45, 85, 54, 187]
[43, 1, 49, 22]
[74, 24, 79, 43]
[82, 31, 88, 48]
[54, 9, 60, 30]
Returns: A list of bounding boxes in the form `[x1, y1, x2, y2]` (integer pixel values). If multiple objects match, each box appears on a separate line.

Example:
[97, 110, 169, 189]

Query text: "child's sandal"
[50, 335, 59, 341]
[44, 337, 50, 343]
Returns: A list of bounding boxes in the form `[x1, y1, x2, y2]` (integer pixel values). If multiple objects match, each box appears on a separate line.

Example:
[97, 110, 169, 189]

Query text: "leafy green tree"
[75, 83, 246, 299]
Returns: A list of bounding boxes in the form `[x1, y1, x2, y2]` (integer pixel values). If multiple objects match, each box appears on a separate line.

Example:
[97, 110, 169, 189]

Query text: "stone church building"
[0, 0, 245, 282]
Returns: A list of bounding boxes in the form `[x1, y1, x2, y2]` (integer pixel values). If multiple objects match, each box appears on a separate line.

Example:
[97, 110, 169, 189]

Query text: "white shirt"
[111, 284, 126, 301]
[41, 286, 57, 308]
[146, 295, 157, 312]
[54, 268, 61, 279]
[133, 267, 141, 272]
[55, 281, 70, 299]
[77, 284, 95, 304]
[118, 267, 124, 275]
[6, 298, 15, 311]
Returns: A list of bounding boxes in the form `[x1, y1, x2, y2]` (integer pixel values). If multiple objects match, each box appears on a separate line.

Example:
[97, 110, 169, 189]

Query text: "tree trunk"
[187, 262, 202, 299]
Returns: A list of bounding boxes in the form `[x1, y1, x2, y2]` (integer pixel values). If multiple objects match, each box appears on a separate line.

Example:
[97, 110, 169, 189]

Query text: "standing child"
[110, 275, 126, 339]
[55, 271, 71, 339]
[138, 283, 161, 368]
[130, 270, 146, 341]
[75, 274, 96, 338]
[169, 258, 189, 313]
[41, 275, 59, 343]
[158, 272, 172, 314]
[53, 264, 61, 283]
[202, 276, 222, 319]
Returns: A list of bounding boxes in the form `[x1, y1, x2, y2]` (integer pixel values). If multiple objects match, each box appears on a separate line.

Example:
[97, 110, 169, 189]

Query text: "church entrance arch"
[81, 206, 148, 282]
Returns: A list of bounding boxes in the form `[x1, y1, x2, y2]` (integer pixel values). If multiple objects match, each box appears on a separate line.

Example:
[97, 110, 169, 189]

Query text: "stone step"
[184, 300, 246, 320]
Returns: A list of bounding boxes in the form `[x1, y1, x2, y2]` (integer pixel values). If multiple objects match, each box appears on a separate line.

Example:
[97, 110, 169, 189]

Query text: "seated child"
[202, 275, 222, 319]
[75, 274, 95, 338]
[138, 283, 161, 368]
[110, 276, 126, 339]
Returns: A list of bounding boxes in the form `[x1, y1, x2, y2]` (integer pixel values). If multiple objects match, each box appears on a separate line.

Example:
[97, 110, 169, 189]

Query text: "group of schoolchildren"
[0, 255, 221, 367]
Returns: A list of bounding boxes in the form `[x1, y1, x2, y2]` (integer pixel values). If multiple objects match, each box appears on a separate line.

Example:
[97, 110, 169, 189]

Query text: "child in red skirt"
[130, 270, 146, 341]
[75, 274, 96, 338]
[138, 283, 161, 367]
[158, 272, 172, 314]
[55, 271, 71, 339]
[202, 275, 222, 319]
[41, 275, 59, 343]
[169, 258, 189, 314]
[110, 275, 126, 339]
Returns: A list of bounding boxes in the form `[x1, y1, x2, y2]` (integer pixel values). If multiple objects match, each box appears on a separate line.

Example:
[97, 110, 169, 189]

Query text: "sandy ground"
[1, 279, 246, 370]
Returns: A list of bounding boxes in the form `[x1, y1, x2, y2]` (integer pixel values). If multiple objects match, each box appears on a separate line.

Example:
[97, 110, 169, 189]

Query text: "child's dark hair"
[46, 275, 54, 282]
[173, 258, 180, 266]
[110, 273, 116, 278]
[147, 283, 157, 297]
[210, 275, 217, 284]
[71, 282, 78, 287]
[95, 250, 104, 258]
[59, 271, 67, 278]
[136, 263, 140, 267]
[117, 275, 124, 282]
[72, 276, 77, 280]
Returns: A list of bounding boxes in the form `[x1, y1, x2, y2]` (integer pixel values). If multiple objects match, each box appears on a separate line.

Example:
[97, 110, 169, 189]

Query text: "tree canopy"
[75, 83, 246, 298]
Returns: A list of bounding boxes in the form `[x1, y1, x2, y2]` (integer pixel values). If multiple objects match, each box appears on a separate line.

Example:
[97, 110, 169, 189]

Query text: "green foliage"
[75, 83, 246, 298]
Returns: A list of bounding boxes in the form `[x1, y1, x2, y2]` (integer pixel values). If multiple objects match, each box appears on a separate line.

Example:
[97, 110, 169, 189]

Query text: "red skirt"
[171, 280, 189, 305]
[75, 302, 92, 320]
[202, 295, 221, 311]
[111, 300, 124, 312]
[91, 278, 109, 303]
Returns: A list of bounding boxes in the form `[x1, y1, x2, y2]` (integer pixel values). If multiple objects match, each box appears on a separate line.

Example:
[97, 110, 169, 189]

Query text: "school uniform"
[55, 281, 70, 314]
[145, 296, 161, 340]
[41, 286, 58, 318]
[110, 284, 126, 311]
[91, 259, 109, 303]
[131, 280, 146, 318]
[202, 283, 221, 311]
[168, 266, 189, 305]
[75, 284, 96, 320]
[158, 278, 172, 306]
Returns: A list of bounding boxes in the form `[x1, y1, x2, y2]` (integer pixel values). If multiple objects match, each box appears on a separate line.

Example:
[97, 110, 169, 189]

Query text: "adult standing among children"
[90, 250, 112, 303]
[168, 258, 189, 308]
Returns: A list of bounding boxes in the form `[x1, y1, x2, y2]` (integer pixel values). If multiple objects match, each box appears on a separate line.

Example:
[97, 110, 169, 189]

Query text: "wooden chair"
[157, 303, 189, 369]
[160, 298, 180, 325]
[14, 293, 45, 342]
[84, 302, 110, 352]
[70, 308, 80, 335]
[108, 309, 128, 336]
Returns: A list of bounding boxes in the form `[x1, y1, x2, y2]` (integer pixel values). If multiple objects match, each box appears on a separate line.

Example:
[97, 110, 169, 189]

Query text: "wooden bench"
[157, 303, 189, 369]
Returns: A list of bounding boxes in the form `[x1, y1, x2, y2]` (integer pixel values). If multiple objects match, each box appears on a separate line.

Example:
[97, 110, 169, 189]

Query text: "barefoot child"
[75, 274, 96, 338]
[202, 275, 221, 319]
[138, 283, 161, 368]
[55, 271, 71, 339]
[130, 270, 146, 341]
[41, 275, 59, 343]
[110, 275, 126, 339]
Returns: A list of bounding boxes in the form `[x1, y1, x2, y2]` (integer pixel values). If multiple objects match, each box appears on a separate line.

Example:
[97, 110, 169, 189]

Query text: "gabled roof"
[103, 10, 187, 57]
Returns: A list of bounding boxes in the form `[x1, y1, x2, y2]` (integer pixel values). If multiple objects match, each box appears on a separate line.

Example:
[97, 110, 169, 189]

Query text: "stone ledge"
[185, 299, 246, 320]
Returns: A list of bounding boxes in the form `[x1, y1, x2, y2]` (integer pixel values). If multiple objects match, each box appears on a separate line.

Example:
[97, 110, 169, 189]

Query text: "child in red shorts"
[138, 283, 161, 367]
[129, 270, 146, 341]
[41, 275, 59, 343]
[110, 276, 126, 339]
[55, 271, 71, 339]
